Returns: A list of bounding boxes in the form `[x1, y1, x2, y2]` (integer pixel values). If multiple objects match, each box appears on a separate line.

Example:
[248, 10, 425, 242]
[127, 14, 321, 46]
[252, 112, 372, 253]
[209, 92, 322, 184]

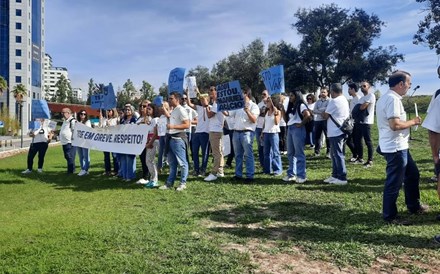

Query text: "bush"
[0, 106, 19, 136]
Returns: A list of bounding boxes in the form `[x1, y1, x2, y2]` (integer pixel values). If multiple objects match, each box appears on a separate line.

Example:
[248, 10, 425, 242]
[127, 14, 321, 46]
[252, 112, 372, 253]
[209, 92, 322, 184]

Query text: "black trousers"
[354, 123, 374, 162]
[27, 142, 49, 170]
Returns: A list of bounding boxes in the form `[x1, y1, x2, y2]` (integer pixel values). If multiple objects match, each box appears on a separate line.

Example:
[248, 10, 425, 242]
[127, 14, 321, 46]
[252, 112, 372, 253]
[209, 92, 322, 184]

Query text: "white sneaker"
[37, 169, 43, 173]
[216, 172, 225, 178]
[326, 152, 331, 159]
[176, 184, 187, 191]
[323, 176, 337, 183]
[159, 185, 172, 190]
[329, 179, 348, 185]
[296, 178, 307, 184]
[204, 174, 218, 181]
[22, 169, 32, 174]
[78, 170, 86, 176]
[282, 175, 296, 182]
[136, 178, 149, 185]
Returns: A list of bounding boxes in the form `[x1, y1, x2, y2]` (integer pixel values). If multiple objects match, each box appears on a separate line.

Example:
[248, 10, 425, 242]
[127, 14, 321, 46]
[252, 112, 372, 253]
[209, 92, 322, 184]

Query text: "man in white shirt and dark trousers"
[59, 108, 76, 174]
[255, 90, 269, 167]
[376, 70, 427, 225]
[313, 88, 331, 158]
[346, 83, 361, 162]
[354, 81, 376, 168]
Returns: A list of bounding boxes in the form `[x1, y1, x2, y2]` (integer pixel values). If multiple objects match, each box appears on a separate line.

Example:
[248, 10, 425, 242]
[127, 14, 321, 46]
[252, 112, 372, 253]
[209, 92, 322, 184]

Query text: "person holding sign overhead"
[228, 88, 260, 182]
[22, 119, 53, 174]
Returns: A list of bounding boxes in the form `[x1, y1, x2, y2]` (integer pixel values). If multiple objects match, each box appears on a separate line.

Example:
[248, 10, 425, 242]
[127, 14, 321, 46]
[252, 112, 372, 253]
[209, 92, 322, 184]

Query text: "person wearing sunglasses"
[76, 110, 92, 176]
[119, 105, 138, 182]
[60, 108, 77, 174]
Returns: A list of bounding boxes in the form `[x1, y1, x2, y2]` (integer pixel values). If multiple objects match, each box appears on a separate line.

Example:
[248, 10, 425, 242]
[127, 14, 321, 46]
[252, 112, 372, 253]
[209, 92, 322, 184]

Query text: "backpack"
[329, 115, 354, 135]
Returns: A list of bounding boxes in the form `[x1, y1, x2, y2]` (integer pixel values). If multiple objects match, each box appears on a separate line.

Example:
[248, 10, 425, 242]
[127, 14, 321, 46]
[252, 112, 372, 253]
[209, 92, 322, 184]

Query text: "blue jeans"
[77, 147, 90, 171]
[157, 136, 167, 170]
[120, 154, 136, 180]
[167, 138, 188, 186]
[329, 134, 347, 180]
[286, 125, 306, 179]
[104, 151, 119, 173]
[62, 143, 76, 173]
[233, 131, 255, 179]
[382, 149, 421, 221]
[255, 127, 264, 167]
[263, 133, 282, 175]
[191, 132, 210, 174]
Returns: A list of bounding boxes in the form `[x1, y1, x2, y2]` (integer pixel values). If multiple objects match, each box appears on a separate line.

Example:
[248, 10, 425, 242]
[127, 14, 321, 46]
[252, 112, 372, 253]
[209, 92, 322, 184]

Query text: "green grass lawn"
[1, 125, 440, 273]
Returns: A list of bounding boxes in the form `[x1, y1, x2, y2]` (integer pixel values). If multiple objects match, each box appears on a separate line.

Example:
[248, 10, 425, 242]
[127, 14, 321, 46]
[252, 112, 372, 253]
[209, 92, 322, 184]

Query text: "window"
[15, 36, 21, 43]
[16, 0, 22, 2]
[16, 9, 22, 16]
[15, 76, 22, 83]
[16, 22, 22, 30]
[16, 63, 22, 70]
[15, 49, 21, 56]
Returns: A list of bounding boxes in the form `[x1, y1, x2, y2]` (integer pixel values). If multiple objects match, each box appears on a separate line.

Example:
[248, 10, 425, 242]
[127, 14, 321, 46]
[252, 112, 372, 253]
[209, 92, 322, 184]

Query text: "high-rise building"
[43, 53, 69, 100]
[0, 0, 45, 131]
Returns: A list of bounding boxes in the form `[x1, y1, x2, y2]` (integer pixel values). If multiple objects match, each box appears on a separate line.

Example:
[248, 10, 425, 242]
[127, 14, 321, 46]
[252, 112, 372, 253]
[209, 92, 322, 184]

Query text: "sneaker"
[159, 184, 172, 190]
[353, 159, 365, 165]
[136, 178, 149, 185]
[216, 172, 225, 178]
[232, 175, 242, 180]
[329, 179, 348, 185]
[409, 204, 429, 215]
[430, 175, 438, 182]
[204, 173, 218, 182]
[244, 178, 254, 183]
[78, 170, 87, 176]
[296, 178, 307, 184]
[349, 157, 358, 163]
[145, 181, 158, 188]
[386, 217, 412, 226]
[176, 184, 187, 191]
[326, 152, 331, 159]
[323, 176, 337, 183]
[192, 170, 199, 176]
[37, 169, 43, 173]
[22, 169, 32, 174]
[314, 152, 320, 157]
[363, 161, 373, 168]
[282, 175, 296, 182]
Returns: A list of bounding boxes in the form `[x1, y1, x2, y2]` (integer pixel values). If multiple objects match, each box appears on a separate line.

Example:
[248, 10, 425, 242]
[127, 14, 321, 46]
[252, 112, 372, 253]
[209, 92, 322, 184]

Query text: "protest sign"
[216, 80, 244, 111]
[0, 121, 3, 128]
[153, 96, 163, 106]
[168, 67, 185, 95]
[28, 121, 41, 130]
[103, 83, 117, 109]
[48, 120, 57, 131]
[91, 93, 104, 109]
[72, 122, 148, 155]
[260, 65, 285, 95]
[31, 99, 50, 119]
[187, 76, 197, 98]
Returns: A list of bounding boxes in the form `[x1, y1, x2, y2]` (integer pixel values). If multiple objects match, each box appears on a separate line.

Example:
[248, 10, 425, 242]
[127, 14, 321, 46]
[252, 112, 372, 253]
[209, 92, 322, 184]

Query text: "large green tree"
[122, 79, 136, 98]
[52, 74, 71, 103]
[158, 83, 168, 99]
[414, 0, 440, 54]
[86, 78, 96, 105]
[139, 80, 155, 101]
[293, 4, 403, 88]
[0, 75, 7, 96]
[186, 65, 213, 91]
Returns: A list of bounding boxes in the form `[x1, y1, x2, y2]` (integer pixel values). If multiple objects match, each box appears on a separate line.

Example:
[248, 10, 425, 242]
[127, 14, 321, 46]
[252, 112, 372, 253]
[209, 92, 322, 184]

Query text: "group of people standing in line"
[22, 70, 440, 231]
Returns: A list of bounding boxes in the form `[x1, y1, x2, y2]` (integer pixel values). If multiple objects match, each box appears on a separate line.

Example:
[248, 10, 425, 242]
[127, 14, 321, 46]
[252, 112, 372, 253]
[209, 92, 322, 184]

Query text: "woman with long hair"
[136, 100, 151, 182]
[99, 108, 119, 176]
[119, 105, 137, 182]
[262, 96, 283, 176]
[76, 109, 92, 176]
[283, 90, 311, 183]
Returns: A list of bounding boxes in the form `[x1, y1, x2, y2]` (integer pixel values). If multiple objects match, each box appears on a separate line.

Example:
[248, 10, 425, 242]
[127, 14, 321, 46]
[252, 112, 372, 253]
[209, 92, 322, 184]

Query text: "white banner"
[72, 123, 148, 155]
[187, 76, 197, 98]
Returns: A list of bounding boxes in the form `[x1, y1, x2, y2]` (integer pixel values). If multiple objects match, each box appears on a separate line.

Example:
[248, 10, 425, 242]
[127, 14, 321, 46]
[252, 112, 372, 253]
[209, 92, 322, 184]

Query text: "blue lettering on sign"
[260, 65, 285, 95]
[216, 80, 244, 111]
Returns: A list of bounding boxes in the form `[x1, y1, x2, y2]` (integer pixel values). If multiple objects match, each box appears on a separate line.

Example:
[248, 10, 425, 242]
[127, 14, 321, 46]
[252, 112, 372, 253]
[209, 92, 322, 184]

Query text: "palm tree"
[11, 84, 27, 103]
[0, 76, 7, 96]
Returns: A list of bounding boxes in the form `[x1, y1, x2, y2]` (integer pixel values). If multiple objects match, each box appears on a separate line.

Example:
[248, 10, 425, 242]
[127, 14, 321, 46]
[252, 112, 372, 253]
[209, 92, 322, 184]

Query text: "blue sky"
[45, 0, 440, 96]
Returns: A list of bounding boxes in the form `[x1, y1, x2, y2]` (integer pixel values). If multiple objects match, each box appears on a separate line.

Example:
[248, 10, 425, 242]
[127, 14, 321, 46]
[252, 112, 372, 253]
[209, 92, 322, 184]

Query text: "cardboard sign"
[260, 65, 285, 95]
[91, 93, 104, 109]
[103, 83, 117, 109]
[168, 67, 185, 95]
[31, 99, 51, 119]
[216, 80, 244, 111]
[153, 96, 164, 107]
[187, 76, 197, 98]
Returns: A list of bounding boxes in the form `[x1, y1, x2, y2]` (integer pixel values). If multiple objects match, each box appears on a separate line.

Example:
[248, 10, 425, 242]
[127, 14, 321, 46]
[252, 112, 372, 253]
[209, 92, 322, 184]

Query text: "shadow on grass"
[196, 200, 439, 249]
[0, 179, 26, 184]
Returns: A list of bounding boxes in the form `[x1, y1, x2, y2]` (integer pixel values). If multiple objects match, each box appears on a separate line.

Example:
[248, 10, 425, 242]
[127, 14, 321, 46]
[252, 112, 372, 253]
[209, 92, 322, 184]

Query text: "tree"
[0, 75, 7, 96]
[11, 83, 27, 102]
[187, 65, 213, 91]
[139, 80, 155, 101]
[122, 79, 136, 98]
[158, 83, 168, 99]
[293, 4, 403, 88]
[414, 0, 440, 54]
[53, 74, 71, 103]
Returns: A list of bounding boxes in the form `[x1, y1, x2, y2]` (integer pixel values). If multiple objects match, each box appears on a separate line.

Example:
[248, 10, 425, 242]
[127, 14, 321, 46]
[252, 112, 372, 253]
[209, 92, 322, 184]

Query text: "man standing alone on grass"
[159, 92, 190, 191]
[59, 108, 76, 174]
[376, 70, 427, 225]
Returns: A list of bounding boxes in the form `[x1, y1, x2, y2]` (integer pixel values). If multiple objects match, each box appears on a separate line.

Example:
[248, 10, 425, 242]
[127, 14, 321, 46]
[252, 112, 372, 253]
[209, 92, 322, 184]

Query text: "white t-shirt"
[136, 116, 158, 137]
[208, 102, 224, 133]
[279, 98, 289, 127]
[182, 104, 198, 133]
[308, 102, 316, 119]
[60, 117, 76, 145]
[256, 101, 266, 129]
[225, 114, 236, 130]
[31, 124, 51, 144]
[232, 101, 260, 131]
[422, 91, 440, 134]
[195, 105, 210, 133]
[263, 112, 281, 133]
[358, 92, 376, 124]
[157, 115, 168, 137]
[349, 94, 361, 112]
[325, 95, 350, 137]
[169, 105, 189, 134]
[376, 90, 409, 153]
[287, 103, 307, 126]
